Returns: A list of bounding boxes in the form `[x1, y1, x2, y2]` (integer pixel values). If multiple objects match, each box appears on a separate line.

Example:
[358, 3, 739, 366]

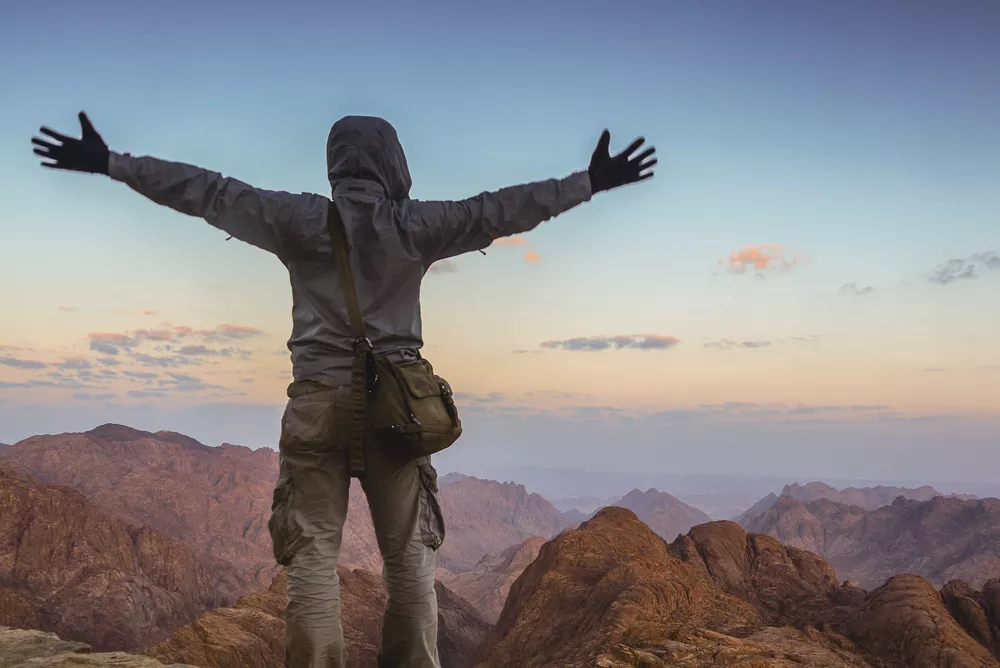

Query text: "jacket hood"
[326, 116, 412, 200]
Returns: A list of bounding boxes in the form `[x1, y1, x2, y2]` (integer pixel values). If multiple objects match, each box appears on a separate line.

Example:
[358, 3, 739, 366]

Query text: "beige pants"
[267, 384, 445, 668]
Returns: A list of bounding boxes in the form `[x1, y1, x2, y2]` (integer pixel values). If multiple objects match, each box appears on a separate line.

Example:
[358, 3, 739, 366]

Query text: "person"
[32, 112, 656, 668]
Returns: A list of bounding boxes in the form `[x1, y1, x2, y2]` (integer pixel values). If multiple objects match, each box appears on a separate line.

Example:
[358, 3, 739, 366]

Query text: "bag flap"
[395, 360, 446, 399]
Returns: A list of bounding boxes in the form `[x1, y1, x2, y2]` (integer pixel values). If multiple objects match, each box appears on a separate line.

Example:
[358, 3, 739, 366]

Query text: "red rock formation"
[145, 568, 489, 668]
[0, 468, 249, 652]
[1, 427, 569, 582]
[1, 426, 281, 587]
[848, 575, 999, 667]
[746, 494, 1000, 588]
[435, 476, 570, 573]
[443, 537, 547, 622]
[474, 507, 1000, 667]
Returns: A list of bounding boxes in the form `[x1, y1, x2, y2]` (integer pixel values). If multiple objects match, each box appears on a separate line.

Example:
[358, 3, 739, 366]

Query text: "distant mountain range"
[737, 480, 978, 525]
[744, 494, 1000, 589]
[3, 424, 1000, 667]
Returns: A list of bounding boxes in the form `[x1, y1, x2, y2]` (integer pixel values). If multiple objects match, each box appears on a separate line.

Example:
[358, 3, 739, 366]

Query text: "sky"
[1, 0, 998, 485]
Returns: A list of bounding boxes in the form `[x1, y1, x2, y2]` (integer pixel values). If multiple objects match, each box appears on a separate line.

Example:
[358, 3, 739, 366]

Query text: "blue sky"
[1, 0, 998, 483]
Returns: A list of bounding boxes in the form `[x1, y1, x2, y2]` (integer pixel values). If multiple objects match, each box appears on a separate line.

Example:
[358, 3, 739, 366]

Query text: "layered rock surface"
[0, 468, 249, 651]
[474, 507, 1000, 667]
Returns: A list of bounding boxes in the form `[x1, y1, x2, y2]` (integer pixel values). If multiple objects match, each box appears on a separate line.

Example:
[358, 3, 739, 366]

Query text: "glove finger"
[40, 162, 76, 171]
[79, 112, 96, 135]
[32, 136, 62, 150]
[617, 136, 646, 159]
[637, 157, 658, 172]
[594, 129, 611, 158]
[33, 147, 57, 158]
[632, 147, 656, 164]
[634, 172, 654, 183]
[39, 127, 72, 143]
[79, 112, 104, 142]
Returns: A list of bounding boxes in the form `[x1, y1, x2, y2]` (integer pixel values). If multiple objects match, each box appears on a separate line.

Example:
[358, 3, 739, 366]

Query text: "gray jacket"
[108, 116, 592, 385]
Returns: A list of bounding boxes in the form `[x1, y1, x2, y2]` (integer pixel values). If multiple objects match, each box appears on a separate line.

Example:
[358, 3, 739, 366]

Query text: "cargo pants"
[267, 383, 446, 668]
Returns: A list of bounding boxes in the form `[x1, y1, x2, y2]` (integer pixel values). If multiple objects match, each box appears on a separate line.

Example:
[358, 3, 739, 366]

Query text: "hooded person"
[31, 112, 657, 667]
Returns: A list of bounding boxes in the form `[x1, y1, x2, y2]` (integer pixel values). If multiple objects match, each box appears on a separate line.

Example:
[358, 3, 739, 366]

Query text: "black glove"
[32, 112, 110, 175]
[587, 130, 656, 194]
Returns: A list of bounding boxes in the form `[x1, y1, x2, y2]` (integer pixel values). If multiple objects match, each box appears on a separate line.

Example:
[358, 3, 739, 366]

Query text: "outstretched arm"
[32, 112, 298, 256]
[403, 130, 656, 262]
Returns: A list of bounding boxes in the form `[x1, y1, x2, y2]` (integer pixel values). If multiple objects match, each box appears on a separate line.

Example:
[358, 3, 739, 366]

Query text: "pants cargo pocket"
[267, 476, 303, 566]
[416, 457, 445, 550]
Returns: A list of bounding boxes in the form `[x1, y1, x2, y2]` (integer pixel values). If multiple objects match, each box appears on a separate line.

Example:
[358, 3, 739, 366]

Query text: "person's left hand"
[32, 112, 110, 175]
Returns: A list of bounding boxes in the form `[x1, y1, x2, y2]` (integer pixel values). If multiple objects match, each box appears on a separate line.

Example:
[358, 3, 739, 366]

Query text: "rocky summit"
[474, 506, 1000, 667]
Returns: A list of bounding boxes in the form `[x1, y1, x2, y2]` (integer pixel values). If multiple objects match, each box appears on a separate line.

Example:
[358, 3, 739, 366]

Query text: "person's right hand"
[32, 112, 110, 175]
[587, 130, 656, 194]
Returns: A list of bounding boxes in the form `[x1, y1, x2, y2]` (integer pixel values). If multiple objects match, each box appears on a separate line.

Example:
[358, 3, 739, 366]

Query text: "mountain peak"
[86, 424, 158, 442]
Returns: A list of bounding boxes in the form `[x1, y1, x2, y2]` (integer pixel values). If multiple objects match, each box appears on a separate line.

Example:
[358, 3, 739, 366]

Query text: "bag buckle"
[353, 336, 372, 352]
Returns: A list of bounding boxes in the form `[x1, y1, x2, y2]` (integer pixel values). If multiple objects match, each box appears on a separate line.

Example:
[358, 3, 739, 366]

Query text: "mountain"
[0, 425, 281, 587]
[442, 537, 546, 623]
[746, 494, 1000, 588]
[0, 426, 570, 581]
[560, 508, 589, 525]
[474, 507, 1000, 667]
[736, 491, 779, 525]
[145, 567, 489, 668]
[439, 472, 470, 486]
[433, 475, 570, 572]
[0, 468, 249, 652]
[738, 481, 975, 525]
[782, 481, 959, 508]
[611, 488, 712, 540]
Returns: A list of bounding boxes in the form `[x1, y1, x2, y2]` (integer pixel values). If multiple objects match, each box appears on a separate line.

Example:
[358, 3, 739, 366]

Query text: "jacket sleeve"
[402, 171, 592, 262]
[107, 151, 304, 255]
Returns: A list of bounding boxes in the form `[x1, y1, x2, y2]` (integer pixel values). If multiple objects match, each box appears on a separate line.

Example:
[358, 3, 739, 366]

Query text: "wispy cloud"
[704, 339, 772, 350]
[213, 324, 264, 339]
[57, 305, 78, 312]
[839, 282, 875, 297]
[428, 259, 459, 275]
[715, 244, 801, 279]
[541, 334, 680, 352]
[55, 357, 92, 370]
[929, 252, 999, 285]
[88, 324, 263, 358]
[0, 356, 47, 370]
[704, 336, 820, 350]
[73, 392, 117, 401]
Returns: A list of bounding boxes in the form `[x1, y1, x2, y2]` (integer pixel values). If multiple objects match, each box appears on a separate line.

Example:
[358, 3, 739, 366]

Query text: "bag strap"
[326, 199, 370, 479]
